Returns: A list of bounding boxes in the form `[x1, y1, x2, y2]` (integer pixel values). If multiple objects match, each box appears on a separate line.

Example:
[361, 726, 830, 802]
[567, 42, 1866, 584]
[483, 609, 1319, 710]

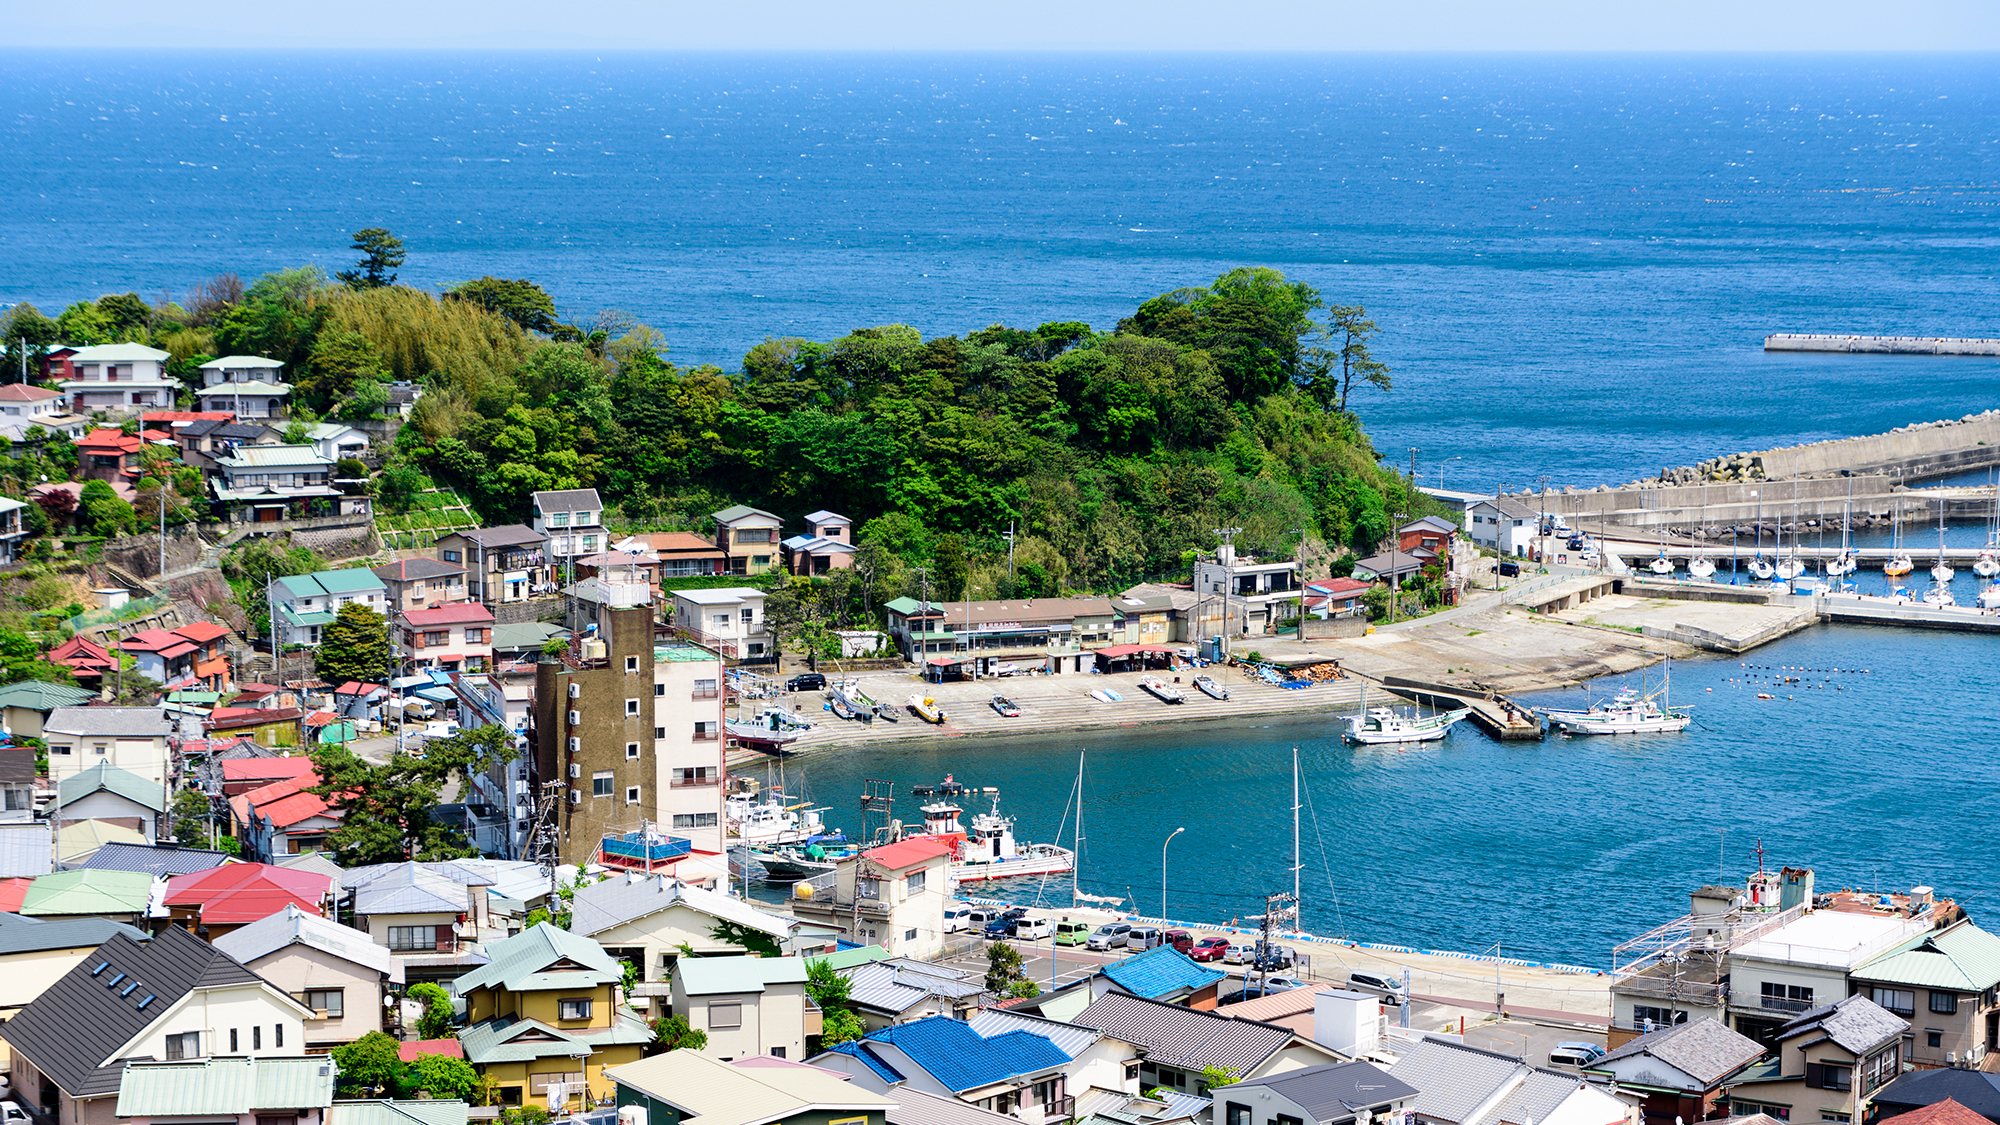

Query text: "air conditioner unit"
[568, 710, 582, 727]
[568, 682, 581, 699]
[567, 737, 581, 754]
[568, 762, 581, 778]
[569, 789, 581, 804]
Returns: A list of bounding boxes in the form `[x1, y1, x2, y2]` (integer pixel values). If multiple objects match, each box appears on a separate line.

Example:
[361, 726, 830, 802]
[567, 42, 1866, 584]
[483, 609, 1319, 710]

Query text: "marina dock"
[1765, 333, 2000, 356]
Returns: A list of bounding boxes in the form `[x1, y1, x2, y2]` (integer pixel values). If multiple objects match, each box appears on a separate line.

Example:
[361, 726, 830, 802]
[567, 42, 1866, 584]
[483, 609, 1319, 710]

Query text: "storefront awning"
[1092, 644, 1178, 658]
[924, 656, 966, 666]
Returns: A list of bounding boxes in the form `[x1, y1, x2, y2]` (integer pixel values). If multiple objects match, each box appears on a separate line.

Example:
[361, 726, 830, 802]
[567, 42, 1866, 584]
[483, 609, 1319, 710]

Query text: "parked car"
[962, 907, 1005, 929]
[1085, 922, 1132, 950]
[943, 908, 972, 934]
[1054, 921, 1093, 946]
[1164, 929, 1194, 953]
[1344, 970, 1409, 1005]
[1251, 942, 1295, 971]
[1014, 917, 1054, 940]
[787, 673, 828, 692]
[1497, 561, 1522, 577]
[1566, 535, 1586, 551]
[0, 1102, 29, 1125]
[1256, 975, 1308, 992]
[1126, 927, 1164, 951]
[983, 908, 1029, 938]
[1222, 943, 1254, 965]
[1188, 938, 1231, 962]
[1549, 1042, 1606, 1067]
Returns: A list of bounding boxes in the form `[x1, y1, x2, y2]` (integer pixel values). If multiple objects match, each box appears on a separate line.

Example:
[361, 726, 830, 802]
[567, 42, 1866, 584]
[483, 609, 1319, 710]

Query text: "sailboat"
[1977, 472, 1999, 608]
[1774, 485, 1805, 581]
[1826, 495, 1856, 577]
[1070, 752, 1124, 911]
[1884, 502, 1914, 578]
[1689, 488, 1716, 580]
[1929, 501, 1955, 585]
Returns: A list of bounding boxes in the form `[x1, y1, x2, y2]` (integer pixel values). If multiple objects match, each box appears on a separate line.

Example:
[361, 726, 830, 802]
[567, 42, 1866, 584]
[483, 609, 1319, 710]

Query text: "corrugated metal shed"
[116, 1056, 336, 1116]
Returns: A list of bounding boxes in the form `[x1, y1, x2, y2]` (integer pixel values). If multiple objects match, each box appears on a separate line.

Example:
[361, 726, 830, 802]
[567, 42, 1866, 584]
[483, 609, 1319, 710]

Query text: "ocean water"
[753, 624, 2000, 968]
[6, 52, 2000, 493]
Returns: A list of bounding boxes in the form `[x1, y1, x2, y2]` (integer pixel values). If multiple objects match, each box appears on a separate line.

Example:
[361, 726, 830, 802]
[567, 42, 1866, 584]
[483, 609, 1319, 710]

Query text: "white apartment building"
[1191, 543, 1303, 638]
[670, 587, 770, 660]
[1728, 899, 1946, 1044]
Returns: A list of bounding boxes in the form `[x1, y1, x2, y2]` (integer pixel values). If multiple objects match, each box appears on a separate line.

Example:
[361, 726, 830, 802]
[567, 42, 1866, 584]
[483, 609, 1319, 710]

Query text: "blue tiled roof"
[864, 1016, 1070, 1094]
[824, 1040, 905, 1084]
[1100, 945, 1227, 1000]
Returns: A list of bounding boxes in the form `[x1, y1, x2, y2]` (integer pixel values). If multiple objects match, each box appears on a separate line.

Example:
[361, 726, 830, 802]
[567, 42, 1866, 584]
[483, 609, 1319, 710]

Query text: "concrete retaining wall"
[1299, 616, 1369, 640]
[1766, 334, 2000, 356]
[1753, 413, 2000, 479]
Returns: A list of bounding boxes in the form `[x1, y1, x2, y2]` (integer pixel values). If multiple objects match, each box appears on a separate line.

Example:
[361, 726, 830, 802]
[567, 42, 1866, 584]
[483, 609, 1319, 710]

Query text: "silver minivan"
[1126, 927, 1164, 951]
[1086, 922, 1132, 950]
[1345, 970, 1409, 1005]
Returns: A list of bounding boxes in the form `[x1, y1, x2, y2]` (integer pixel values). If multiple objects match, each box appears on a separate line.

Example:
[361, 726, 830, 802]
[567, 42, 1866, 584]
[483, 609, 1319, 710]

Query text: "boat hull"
[952, 851, 1077, 883]
[1550, 714, 1693, 735]
[1343, 707, 1471, 744]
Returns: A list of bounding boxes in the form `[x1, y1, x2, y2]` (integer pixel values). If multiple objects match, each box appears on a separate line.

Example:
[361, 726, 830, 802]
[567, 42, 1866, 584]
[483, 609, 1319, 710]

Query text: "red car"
[1188, 937, 1231, 962]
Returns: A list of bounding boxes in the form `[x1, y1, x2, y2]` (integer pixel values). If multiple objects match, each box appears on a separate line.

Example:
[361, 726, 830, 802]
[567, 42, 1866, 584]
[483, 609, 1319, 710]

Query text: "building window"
[626, 786, 640, 804]
[230, 1028, 239, 1052]
[709, 1001, 742, 1029]
[1632, 1006, 1688, 1028]
[304, 989, 344, 1018]
[165, 1031, 199, 1060]
[654, 682, 665, 696]
[740, 607, 754, 622]
[626, 742, 640, 760]
[1932, 992, 1960, 1014]
[672, 812, 718, 829]
[443, 550, 461, 562]
[252, 1025, 261, 1050]
[1226, 1106, 1251, 1125]
[94, 741, 107, 755]
[1807, 1063, 1852, 1091]
[857, 877, 880, 900]
[388, 926, 442, 952]
[625, 698, 640, 716]
[1822, 1115, 1850, 1124]
[904, 928, 917, 942]
[693, 721, 717, 740]
[748, 643, 765, 656]
[559, 998, 592, 1020]
[625, 655, 639, 672]
[655, 726, 666, 739]
[907, 869, 926, 894]
[1764, 981, 1816, 1010]
[770, 1047, 785, 1059]
[693, 678, 718, 698]
[592, 771, 613, 797]
[1871, 987, 1915, 1016]
[1928, 1030, 1943, 1048]
[465, 628, 486, 643]
[675, 767, 716, 787]
[50, 743, 70, 755]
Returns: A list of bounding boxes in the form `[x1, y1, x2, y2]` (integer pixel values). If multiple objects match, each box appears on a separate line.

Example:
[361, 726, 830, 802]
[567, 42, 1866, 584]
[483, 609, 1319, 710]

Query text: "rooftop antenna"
[1754, 837, 1766, 879]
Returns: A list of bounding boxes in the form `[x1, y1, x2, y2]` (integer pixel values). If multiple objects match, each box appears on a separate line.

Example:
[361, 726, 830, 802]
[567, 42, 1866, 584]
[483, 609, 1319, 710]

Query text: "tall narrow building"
[531, 575, 727, 883]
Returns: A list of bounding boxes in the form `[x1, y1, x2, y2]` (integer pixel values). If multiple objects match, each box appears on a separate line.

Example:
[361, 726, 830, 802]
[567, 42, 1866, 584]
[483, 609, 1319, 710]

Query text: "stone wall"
[1298, 616, 1369, 640]
[101, 525, 206, 580]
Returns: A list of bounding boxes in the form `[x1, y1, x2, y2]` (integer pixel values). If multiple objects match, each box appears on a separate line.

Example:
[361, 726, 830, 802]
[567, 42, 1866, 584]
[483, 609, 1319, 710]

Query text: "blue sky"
[12, 0, 2000, 50]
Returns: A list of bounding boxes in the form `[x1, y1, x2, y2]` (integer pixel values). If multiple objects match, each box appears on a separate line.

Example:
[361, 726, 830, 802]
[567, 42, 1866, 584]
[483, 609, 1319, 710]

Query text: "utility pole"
[1257, 891, 1297, 999]
[1002, 522, 1017, 588]
[1212, 527, 1241, 652]
[531, 779, 564, 904]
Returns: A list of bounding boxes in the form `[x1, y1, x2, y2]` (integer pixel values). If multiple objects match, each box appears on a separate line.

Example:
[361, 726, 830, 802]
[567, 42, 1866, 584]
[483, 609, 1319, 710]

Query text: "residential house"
[567, 872, 804, 1014]
[0, 382, 66, 420]
[213, 903, 405, 1048]
[670, 955, 813, 1061]
[55, 760, 166, 841]
[1070, 992, 1347, 1095]
[115, 1055, 335, 1125]
[1873, 1072, 2000, 1123]
[454, 922, 653, 1104]
[397, 603, 496, 673]
[205, 706, 305, 748]
[1388, 1035, 1629, 1125]
[0, 679, 96, 736]
[788, 837, 954, 959]
[121, 622, 233, 693]
[1191, 543, 1302, 638]
[1849, 921, 2000, 1069]
[195, 356, 292, 419]
[1584, 1018, 1767, 1125]
[880, 595, 1119, 674]
[161, 862, 334, 939]
[967, 1007, 1138, 1105]
[174, 419, 276, 468]
[1303, 578, 1371, 619]
[299, 422, 370, 464]
[0, 495, 27, 565]
[77, 426, 156, 483]
[58, 342, 180, 412]
[712, 505, 785, 575]
[1872, 1102, 1997, 1125]
[531, 604, 728, 873]
[72, 841, 232, 878]
[43, 706, 176, 787]
[273, 568, 390, 647]
[29, 409, 92, 440]
[220, 755, 318, 796]
[1089, 944, 1229, 1009]
[670, 587, 770, 660]
[228, 774, 340, 858]
[437, 526, 550, 605]
[606, 1052, 896, 1125]
[532, 489, 607, 569]
[0, 744, 32, 823]
[375, 558, 470, 613]
[835, 956, 990, 1031]
[47, 636, 119, 686]
[17, 867, 154, 922]
[1398, 516, 1460, 556]
[1220, 1062, 1419, 1125]
[1726, 997, 1909, 1125]
[782, 510, 857, 575]
[331, 681, 392, 725]
[344, 861, 490, 974]
[1728, 891, 1951, 1046]
[1466, 498, 1540, 557]
[614, 531, 728, 577]
[0, 912, 146, 1019]
[209, 444, 358, 525]
[812, 1014, 1077, 1121]
[1, 925, 313, 1125]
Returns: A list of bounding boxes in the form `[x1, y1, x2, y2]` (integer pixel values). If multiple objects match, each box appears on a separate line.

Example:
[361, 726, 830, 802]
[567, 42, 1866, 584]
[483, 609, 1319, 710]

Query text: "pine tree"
[316, 603, 390, 685]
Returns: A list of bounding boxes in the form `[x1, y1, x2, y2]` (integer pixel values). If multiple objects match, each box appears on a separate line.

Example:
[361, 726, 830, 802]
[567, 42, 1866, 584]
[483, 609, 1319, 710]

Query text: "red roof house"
[861, 836, 955, 871]
[219, 756, 318, 796]
[227, 774, 344, 863]
[162, 862, 333, 934]
[48, 636, 117, 684]
[398, 602, 496, 673]
[397, 1039, 467, 1063]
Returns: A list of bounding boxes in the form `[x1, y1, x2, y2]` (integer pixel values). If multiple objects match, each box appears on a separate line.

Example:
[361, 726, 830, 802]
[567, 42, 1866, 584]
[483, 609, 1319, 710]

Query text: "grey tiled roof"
[533, 489, 602, 513]
[44, 705, 175, 738]
[0, 911, 145, 954]
[1778, 994, 1909, 1056]
[845, 959, 988, 1015]
[1386, 1039, 1530, 1125]
[567, 871, 792, 939]
[446, 525, 545, 549]
[1073, 992, 1300, 1075]
[75, 841, 231, 877]
[0, 745, 35, 783]
[0, 924, 262, 1097]
[1489, 1069, 1588, 1125]
[1234, 1061, 1418, 1123]
[1596, 1017, 1766, 1086]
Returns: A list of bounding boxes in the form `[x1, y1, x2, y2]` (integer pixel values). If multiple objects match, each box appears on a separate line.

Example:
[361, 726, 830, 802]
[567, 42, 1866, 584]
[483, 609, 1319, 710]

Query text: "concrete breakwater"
[1765, 333, 2000, 356]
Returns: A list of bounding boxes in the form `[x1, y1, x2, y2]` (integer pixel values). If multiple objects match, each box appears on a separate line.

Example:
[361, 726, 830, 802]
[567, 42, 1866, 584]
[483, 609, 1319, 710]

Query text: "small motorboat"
[1137, 675, 1184, 703]
[873, 703, 900, 723]
[1088, 687, 1123, 703]
[990, 694, 1022, 717]
[1193, 674, 1230, 700]
[906, 695, 947, 724]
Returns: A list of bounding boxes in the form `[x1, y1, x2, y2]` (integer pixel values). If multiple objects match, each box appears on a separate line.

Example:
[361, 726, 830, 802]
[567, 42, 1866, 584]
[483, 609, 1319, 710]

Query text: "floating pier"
[1765, 334, 2000, 356]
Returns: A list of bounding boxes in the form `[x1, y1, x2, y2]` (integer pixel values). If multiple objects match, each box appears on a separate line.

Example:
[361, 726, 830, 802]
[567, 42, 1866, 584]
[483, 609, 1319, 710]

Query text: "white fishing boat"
[1193, 674, 1230, 700]
[942, 797, 1077, 883]
[1540, 685, 1692, 735]
[1137, 675, 1185, 703]
[990, 694, 1022, 717]
[905, 695, 948, 724]
[1345, 704, 1470, 743]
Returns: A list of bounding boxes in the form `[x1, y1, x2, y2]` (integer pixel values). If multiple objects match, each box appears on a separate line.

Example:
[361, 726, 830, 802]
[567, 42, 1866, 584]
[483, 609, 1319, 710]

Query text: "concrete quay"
[1765, 333, 2000, 356]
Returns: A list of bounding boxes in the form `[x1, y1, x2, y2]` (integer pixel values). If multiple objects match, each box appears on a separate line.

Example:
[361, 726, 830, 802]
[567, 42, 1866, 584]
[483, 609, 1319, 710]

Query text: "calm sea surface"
[8, 53, 2000, 963]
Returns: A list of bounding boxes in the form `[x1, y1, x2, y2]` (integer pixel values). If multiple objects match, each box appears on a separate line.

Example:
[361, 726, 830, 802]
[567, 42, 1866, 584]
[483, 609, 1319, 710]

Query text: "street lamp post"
[1161, 826, 1185, 924]
[1437, 456, 1462, 492]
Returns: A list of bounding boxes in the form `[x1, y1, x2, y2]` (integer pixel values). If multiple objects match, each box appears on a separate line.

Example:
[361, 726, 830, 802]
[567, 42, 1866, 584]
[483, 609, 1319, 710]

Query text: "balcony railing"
[1753, 994, 1817, 1015]
[671, 776, 720, 788]
[691, 731, 719, 742]
[1037, 1096, 1075, 1122]
[691, 690, 720, 700]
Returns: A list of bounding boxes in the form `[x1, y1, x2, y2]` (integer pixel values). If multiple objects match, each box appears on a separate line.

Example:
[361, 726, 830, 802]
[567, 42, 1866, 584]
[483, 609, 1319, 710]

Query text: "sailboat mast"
[1073, 751, 1085, 909]
[1291, 747, 1301, 913]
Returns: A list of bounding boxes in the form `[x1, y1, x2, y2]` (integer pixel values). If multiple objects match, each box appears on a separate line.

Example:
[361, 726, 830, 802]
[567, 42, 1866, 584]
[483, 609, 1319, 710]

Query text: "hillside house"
[606, 1052, 895, 1125]
[670, 587, 770, 660]
[532, 489, 606, 570]
[614, 531, 727, 577]
[43, 706, 176, 788]
[54, 761, 166, 842]
[213, 904, 404, 1048]
[121, 622, 232, 693]
[1727, 997, 1911, 1125]
[782, 510, 857, 575]
[1191, 543, 1302, 638]
[161, 862, 333, 939]
[0, 680, 96, 738]
[397, 602, 495, 673]
[436, 526, 550, 605]
[455, 923, 652, 1104]
[567, 873, 804, 1015]
[59, 343, 180, 412]
[1849, 921, 2000, 1070]
[711, 505, 785, 576]
[669, 956, 813, 1061]
[374, 557, 469, 613]
[209, 444, 362, 526]
[195, 356, 292, 419]
[273, 568, 390, 647]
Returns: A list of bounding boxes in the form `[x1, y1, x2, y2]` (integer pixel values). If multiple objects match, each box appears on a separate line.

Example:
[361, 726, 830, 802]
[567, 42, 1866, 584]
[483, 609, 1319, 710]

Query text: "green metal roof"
[331, 1101, 472, 1125]
[281, 605, 338, 627]
[807, 945, 892, 971]
[0, 680, 95, 711]
[57, 760, 167, 812]
[459, 1011, 651, 1064]
[116, 1056, 335, 1116]
[452, 921, 623, 994]
[315, 568, 388, 594]
[654, 644, 718, 663]
[21, 868, 153, 915]
[1855, 923, 2000, 991]
[675, 955, 810, 997]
